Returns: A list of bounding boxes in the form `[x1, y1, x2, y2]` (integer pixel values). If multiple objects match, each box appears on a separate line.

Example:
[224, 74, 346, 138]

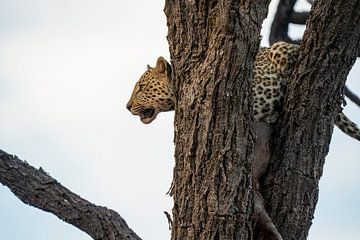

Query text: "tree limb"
[0, 149, 141, 240]
[269, 0, 298, 44]
[289, 11, 309, 24]
[345, 85, 360, 107]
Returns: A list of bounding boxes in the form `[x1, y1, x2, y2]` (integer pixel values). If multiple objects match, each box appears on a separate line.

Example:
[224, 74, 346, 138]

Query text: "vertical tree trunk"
[164, 1, 270, 239]
[263, 1, 360, 240]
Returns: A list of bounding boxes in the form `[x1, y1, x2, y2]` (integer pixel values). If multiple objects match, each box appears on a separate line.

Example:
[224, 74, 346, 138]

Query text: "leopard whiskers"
[131, 105, 144, 113]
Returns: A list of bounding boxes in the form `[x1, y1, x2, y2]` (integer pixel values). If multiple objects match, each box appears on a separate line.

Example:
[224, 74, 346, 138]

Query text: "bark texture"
[270, 0, 360, 103]
[262, 1, 360, 240]
[0, 150, 141, 240]
[164, 1, 270, 239]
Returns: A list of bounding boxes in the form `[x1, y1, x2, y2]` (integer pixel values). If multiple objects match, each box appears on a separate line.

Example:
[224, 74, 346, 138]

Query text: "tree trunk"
[164, 1, 270, 239]
[262, 1, 360, 240]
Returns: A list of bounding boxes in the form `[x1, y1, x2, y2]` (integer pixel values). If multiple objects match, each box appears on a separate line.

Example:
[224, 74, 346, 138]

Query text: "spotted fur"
[126, 57, 174, 124]
[127, 42, 360, 141]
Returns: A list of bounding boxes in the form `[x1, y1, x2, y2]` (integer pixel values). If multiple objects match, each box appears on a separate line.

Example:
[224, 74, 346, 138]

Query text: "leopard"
[126, 41, 360, 141]
[126, 41, 360, 240]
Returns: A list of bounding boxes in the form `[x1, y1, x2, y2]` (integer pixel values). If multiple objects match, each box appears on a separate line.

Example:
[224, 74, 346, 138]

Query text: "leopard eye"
[134, 83, 142, 94]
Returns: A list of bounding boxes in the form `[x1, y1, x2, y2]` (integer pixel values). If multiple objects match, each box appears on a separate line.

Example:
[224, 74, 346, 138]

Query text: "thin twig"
[164, 211, 173, 230]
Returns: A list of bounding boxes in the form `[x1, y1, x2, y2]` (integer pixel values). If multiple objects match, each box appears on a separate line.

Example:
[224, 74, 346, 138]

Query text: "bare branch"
[290, 11, 310, 24]
[269, 0, 298, 44]
[0, 150, 141, 240]
[345, 86, 360, 107]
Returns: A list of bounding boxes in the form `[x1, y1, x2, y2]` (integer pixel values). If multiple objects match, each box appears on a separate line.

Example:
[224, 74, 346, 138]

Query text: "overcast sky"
[0, 1, 359, 240]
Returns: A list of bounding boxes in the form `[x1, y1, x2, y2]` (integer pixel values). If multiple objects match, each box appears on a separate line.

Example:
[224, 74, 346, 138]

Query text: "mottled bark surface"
[262, 1, 360, 240]
[270, 0, 360, 106]
[0, 150, 141, 240]
[164, 1, 270, 239]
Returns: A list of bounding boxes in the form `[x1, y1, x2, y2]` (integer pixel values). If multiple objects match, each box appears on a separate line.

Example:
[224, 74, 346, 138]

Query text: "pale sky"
[0, 1, 359, 240]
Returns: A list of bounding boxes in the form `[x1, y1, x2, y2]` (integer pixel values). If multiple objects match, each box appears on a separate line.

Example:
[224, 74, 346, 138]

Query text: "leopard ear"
[147, 64, 153, 70]
[155, 56, 170, 75]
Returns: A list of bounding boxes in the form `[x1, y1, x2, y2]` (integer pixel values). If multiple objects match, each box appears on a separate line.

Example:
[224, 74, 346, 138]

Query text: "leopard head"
[126, 57, 174, 124]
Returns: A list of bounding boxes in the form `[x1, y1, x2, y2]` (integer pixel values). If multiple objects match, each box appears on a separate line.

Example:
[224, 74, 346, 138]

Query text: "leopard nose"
[126, 102, 132, 111]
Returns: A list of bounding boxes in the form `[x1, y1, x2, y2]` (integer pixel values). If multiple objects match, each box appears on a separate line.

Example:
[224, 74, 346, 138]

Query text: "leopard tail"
[335, 112, 360, 141]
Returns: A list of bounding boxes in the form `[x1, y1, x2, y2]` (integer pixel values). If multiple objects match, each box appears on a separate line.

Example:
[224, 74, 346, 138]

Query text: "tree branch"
[0, 149, 141, 240]
[289, 11, 309, 24]
[269, 0, 298, 44]
[345, 85, 360, 107]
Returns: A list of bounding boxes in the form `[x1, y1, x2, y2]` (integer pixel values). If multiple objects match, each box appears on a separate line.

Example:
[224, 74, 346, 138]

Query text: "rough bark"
[270, 0, 360, 102]
[0, 150, 141, 240]
[262, 1, 360, 240]
[164, 1, 270, 239]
